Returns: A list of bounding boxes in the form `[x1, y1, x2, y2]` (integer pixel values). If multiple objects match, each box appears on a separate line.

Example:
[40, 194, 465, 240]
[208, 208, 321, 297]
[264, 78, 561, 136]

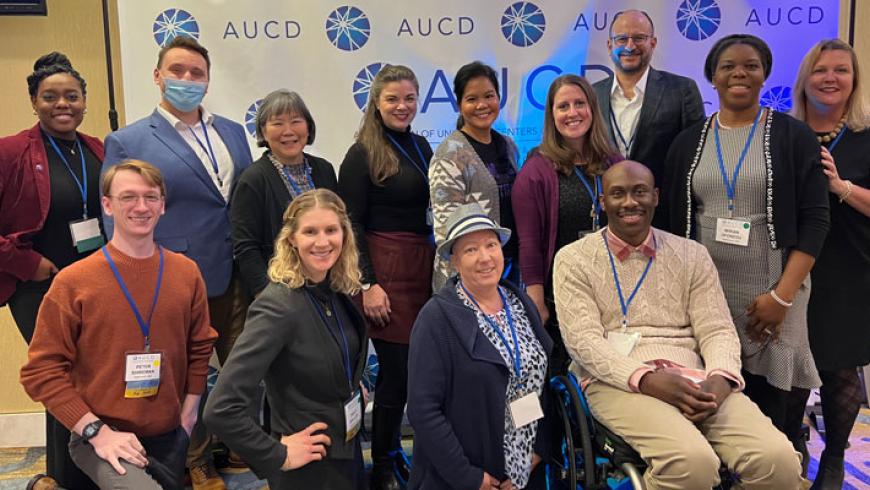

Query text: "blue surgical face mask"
[162, 77, 207, 112]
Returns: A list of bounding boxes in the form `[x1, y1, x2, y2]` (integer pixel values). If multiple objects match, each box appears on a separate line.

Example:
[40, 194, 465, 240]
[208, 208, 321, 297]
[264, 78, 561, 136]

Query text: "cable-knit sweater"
[553, 228, 742, 392]
[20, 242, 217, 436]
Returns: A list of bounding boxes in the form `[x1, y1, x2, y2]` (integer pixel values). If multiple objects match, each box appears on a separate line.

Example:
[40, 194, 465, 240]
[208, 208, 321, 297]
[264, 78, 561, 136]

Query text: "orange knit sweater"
[20, 242, 217, 436]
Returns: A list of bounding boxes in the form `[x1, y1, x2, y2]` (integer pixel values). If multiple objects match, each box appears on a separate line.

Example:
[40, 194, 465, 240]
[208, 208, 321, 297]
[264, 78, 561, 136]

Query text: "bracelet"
[769, 289, 793, 308]
[839, 180, 853, 203]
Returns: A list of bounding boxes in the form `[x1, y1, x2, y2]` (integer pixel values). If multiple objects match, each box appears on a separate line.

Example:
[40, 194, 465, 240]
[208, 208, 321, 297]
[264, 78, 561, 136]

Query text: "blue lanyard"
[385, 133, 428, 182]
[602, 232, 654, 329]
[713, 109, 762, 217]
[280, 158, 315, 197]
[573, 168, 602, 229]
[609, 108, 636, 155]
[47, 135, 89, 219]
[188, 116, 223, 187]
[306, 291, 353, 387]
[102, 246, 164, 351]
[461, 283, 522, 379]
[827, 127, 847, 152]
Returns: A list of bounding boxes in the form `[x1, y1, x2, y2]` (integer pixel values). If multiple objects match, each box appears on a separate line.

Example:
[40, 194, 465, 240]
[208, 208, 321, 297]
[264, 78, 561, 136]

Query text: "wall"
[0, 0, 867, 429]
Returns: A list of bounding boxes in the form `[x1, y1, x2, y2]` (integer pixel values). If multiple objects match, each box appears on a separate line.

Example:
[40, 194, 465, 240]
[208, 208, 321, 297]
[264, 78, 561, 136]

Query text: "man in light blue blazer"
[102, 35, 252, 490]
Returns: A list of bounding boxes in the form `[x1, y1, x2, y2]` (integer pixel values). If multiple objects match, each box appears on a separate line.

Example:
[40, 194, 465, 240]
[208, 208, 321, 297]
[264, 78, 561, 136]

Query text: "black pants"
[372, 339, 409, 407]
[742, 370, 807, 442]
[7, 278, 52, 344]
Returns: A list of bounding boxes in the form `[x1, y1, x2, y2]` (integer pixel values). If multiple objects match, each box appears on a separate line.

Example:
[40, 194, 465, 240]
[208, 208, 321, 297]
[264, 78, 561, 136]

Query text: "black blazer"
[204, 281, 367, 483]
[230, 152, 337, 298]
[593, 67, 705, 191]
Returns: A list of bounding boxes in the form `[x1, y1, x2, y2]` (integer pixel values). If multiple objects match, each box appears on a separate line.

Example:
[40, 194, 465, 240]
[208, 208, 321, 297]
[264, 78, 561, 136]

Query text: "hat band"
[446, 214, 498, 241]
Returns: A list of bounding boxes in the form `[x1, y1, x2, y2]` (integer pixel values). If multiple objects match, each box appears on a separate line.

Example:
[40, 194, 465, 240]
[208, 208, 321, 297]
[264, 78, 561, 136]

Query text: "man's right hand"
[89, 426, 148, 475]
[638, 371, 717, 421]
[31, 257, 58, 282]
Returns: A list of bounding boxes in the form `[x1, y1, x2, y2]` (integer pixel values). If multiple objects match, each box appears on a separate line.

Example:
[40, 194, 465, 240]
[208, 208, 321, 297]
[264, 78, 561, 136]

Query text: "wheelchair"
[547, 373, 736, 490]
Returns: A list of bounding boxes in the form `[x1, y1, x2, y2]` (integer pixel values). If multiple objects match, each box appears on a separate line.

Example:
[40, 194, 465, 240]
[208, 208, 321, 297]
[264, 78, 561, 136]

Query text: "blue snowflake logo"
[676, 0, 721, 41]
[326, 6, 371, 51]
[501, 2, 546, 47]
[244, 99, 264, 139]
[761, 86, 793, 112]
[153, 9, 199, 47]
[352, 62, 385, 111]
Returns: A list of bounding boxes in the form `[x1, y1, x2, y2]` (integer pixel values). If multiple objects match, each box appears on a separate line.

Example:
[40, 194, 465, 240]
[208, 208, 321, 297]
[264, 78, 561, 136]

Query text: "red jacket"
[0, 124, 104, 304]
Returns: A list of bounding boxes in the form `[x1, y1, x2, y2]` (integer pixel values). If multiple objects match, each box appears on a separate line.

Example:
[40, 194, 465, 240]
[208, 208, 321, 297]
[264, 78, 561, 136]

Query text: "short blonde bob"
[267, 189, 361, 294]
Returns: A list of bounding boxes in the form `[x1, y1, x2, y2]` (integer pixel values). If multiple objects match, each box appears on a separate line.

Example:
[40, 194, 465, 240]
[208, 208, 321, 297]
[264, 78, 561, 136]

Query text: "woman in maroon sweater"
[0, 52, 104, 489]
[512, 74, 620, 375]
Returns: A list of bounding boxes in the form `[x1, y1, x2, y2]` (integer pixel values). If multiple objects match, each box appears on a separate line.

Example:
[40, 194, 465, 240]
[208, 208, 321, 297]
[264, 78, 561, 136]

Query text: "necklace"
[817, 115, 847, 143]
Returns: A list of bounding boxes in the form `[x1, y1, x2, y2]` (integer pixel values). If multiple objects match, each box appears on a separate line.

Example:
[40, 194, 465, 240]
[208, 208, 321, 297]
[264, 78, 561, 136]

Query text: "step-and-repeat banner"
[117, 0, 840, 165]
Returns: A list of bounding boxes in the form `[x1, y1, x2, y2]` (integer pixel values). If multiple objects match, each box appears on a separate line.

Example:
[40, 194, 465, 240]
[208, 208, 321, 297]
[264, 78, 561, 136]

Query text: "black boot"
[370, 404, 403, 490]
[811, 452, 845, 490]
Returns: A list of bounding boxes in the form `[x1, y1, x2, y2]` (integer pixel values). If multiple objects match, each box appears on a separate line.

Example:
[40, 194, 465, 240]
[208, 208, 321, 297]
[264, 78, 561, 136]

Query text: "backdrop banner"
[117, 0, 840, 164]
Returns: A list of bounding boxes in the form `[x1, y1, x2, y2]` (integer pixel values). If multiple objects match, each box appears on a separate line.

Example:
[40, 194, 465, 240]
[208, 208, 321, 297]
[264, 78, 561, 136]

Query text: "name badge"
[509, 392, 544, 429]
[607, 331, 640, 356]
[715, 218, 750, 247]
[69, 218, 104, 253]
[124, 352, 161, 398]
[344, 389, 362, 442]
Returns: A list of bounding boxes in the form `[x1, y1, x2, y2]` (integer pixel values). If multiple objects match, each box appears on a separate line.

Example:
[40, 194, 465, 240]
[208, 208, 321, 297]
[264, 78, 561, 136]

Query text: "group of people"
[2, 7, 867, 490]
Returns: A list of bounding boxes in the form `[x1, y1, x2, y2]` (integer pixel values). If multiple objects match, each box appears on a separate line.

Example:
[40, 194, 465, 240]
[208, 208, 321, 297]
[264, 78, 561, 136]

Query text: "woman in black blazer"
[230, 89, 337, 300]
[205, 189, 367, 489]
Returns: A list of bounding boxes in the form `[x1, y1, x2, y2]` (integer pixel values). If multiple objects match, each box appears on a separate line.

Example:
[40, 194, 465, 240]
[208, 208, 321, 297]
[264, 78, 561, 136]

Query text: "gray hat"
[436, 203, 511, 260]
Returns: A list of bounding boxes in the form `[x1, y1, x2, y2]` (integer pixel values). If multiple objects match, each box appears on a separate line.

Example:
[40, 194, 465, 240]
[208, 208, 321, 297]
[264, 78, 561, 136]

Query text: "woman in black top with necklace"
[338, 64, 434, 490]
[0, 52, 104, 489]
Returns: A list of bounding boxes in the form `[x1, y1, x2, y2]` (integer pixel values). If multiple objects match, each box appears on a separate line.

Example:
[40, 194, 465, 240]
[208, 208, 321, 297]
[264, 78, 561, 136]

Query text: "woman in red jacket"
[0, 52, 104, 490]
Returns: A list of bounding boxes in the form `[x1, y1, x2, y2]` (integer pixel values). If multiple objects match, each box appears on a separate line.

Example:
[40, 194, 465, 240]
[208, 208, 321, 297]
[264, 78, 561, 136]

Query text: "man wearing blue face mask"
[592, 9, 704, 229]
[102, 35, 253, 490]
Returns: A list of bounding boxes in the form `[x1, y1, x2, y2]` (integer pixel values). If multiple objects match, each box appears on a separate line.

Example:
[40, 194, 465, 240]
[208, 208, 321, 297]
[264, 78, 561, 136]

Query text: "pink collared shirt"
[605, 227, 657, 262]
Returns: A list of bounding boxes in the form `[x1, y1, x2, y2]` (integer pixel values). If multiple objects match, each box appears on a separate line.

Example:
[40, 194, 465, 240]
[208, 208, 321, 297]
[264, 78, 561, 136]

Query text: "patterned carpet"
[0, 412, 867, 489]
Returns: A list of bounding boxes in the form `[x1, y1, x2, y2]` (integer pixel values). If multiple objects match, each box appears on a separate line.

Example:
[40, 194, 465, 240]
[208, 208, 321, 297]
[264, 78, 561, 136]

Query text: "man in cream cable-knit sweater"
[554, 161, 805, 489]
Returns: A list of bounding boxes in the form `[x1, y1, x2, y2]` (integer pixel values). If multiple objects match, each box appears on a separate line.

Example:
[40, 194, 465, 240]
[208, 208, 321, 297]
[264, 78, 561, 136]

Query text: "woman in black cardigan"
[230, 89, 337, 300]
[662, 34, 829, 468]
[206, 189, 367, 489]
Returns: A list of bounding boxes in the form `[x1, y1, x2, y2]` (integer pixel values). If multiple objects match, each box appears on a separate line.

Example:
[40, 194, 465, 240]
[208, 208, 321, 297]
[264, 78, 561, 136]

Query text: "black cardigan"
[230, 152, 337, 298]
[662, 110, 829, 257]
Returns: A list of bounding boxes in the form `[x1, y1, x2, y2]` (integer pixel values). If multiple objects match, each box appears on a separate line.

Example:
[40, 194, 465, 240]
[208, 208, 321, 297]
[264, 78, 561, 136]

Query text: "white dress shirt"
[156, 105, 235, 201]
[609, 67, 651, 157]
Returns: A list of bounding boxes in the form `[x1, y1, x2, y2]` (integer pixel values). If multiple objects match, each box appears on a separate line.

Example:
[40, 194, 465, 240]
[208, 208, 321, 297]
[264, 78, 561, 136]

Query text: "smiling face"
[713, 43, 766, 112]
[459, 76, 500, 136]
[289, 207, 344, 283]
[32, 73, 86, 139]
[806, 49, 854, 112]
[102, 170, 165, 241]
[552, 83, 593, 149]
[600, 161, 658, 245]
[377, 79, 418, 132]
[607, 11, 657, 74]
[450, 229, 504, 295]
[263, 111, 309, 164]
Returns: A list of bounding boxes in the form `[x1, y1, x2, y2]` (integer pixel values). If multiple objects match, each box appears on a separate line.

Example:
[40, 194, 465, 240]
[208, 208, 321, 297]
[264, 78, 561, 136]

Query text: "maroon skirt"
[360, 231, 434, 344]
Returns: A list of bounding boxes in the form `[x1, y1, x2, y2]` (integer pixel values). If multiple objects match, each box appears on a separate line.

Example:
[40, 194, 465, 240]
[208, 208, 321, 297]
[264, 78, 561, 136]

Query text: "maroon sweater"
[20, 242, 217, 436]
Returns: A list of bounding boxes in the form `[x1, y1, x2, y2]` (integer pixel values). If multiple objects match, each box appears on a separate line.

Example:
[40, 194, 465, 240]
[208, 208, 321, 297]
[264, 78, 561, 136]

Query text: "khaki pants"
[585, 382, 809, 489]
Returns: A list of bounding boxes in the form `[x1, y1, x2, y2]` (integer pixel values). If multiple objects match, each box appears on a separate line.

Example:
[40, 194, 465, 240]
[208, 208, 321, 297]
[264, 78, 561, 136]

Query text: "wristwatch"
[81, 420, 105, 444]
[361, 283, 372, 291]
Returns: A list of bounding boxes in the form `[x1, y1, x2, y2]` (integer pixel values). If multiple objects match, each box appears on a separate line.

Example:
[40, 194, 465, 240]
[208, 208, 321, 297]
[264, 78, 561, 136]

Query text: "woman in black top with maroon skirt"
[338, 64, 434, 490]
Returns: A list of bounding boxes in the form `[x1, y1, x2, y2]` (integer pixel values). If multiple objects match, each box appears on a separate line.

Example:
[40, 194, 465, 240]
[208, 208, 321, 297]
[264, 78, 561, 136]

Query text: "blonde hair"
[356, 64, 420, 184]
[534, 74, 617, 176]
[792, 39, 870, 131]
[268, 189, 361, 294]
[101, 159, 166, 197]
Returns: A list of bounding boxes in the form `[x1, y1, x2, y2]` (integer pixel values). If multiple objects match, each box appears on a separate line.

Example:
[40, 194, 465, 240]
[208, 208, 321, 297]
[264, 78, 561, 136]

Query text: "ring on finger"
[763, 327, 772, 336]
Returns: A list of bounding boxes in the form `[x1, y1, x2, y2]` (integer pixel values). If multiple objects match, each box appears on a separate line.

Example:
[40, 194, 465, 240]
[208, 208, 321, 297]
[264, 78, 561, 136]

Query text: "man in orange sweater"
[21, 160, 217, 489]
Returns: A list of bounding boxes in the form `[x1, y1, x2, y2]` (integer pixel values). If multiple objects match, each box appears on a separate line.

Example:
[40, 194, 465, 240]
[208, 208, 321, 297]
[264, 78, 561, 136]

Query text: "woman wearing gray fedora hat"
[406, 203, 554, 490]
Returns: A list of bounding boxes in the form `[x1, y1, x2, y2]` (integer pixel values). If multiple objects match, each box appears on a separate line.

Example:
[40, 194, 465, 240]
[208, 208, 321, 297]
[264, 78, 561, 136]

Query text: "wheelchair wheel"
[619, 462, 645, 490]
[550, 375, 598, 489]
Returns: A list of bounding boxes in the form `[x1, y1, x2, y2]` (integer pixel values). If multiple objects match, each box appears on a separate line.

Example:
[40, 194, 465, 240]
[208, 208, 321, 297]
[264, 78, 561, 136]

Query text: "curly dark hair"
[26, 52, 87, 97]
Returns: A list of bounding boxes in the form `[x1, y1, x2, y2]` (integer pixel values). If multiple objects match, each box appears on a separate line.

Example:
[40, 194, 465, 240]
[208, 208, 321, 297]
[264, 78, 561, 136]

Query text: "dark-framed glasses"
[611, 34, 652, 46]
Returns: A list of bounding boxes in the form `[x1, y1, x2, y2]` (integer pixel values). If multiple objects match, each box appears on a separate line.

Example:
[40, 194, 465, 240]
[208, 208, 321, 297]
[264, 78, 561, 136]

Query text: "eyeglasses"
[109, 194, 163, 205]
[611, 34, 652, 46]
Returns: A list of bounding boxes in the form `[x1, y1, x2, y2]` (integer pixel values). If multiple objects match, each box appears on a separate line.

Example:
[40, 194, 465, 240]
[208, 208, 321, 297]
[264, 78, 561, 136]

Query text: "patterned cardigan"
[428, 129, 519, 289]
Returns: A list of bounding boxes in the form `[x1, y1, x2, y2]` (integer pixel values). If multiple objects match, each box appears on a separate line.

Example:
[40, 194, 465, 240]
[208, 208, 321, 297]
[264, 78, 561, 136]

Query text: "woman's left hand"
[745, 293, 787, 342]
[498, 479, 514, 490]
[820, 147, 849, 195]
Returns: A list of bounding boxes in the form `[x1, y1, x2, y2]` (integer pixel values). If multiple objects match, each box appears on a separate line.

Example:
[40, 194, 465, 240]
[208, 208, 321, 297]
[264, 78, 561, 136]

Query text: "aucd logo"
[153, 9, 200, 47]
[245, 99, 264, 139]
[676, 0, 721, 41]
[761, 86, 793, 112]
[501, 2, 545, 47]
[353, 63, 385, 111]
[326, 6, 371, 52]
